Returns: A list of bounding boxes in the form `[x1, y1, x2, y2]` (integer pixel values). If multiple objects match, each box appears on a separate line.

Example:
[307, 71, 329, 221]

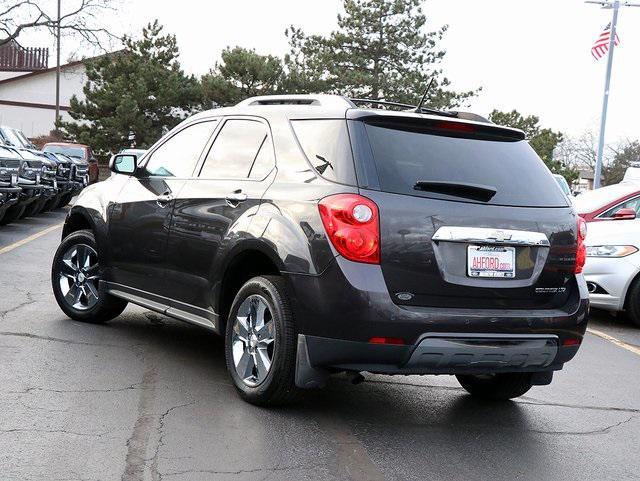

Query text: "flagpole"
[594, 1, 619, 189]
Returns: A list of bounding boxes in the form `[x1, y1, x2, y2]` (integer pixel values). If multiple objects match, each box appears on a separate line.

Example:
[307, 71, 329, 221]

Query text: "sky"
[27, 0, 640, 144]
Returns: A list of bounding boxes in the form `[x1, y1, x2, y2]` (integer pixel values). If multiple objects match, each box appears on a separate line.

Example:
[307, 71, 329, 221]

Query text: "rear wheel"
[224, 275, 299, 406]
[51, 229, 127, 323]
[456, 373, 533, 401]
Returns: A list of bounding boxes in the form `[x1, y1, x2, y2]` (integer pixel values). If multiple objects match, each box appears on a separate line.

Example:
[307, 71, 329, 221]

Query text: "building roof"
[0, 50, 122, 87]
[579, 169, 594, 180]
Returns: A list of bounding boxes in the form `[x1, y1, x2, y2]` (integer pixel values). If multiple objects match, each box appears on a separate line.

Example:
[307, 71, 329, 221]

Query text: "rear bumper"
[296, 333, 580, 388]
[288, 257, 589, 387]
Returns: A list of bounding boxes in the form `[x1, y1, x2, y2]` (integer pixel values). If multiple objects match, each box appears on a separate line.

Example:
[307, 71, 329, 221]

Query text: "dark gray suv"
[51, 95, 589, 405]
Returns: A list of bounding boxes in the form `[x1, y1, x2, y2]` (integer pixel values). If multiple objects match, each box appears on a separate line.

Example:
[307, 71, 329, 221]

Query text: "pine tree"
[285, 0, 477, 108]
[58, 21, 202, 155]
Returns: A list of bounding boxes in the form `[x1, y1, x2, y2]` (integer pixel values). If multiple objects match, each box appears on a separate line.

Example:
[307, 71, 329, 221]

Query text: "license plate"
[467, 245, 516, 278]
[11, 173, 17, 186]
[36, 173, 41, 184]
[53, 179, 58, 189]
[83, 175, 88, 186]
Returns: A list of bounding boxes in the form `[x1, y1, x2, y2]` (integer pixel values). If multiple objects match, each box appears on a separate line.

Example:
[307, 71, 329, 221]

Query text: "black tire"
[624, 278, 640, 327]
[0, 204, 25, 225]
[51, 229, 128, 323]
[224, 275, 300, 406]
[20, 200, 42, 218]
[456, 373, 534, 401]
[57, 193, 73, 209]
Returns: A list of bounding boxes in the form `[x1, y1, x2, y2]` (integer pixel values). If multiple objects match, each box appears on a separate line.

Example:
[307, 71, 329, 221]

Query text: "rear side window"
[291, 119, 357, 185]
[200, 119, 273, 179]
[362, 122, 568, 207]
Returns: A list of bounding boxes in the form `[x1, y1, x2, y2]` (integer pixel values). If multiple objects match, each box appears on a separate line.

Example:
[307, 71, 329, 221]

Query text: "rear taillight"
[575, 216, 587, 274]
[318, 194, 380, 264]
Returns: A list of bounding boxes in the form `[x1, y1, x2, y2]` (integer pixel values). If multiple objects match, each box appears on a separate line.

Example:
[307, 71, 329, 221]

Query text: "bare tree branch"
[0, 0, 119, 49]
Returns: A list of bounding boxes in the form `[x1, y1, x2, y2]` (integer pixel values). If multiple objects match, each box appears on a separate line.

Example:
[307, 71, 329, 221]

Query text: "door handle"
[225, 191, 248, 207]
[156, 193, 175, 208]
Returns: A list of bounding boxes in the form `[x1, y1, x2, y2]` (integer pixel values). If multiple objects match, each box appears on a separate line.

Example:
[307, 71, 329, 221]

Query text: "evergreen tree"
[58, 21, 202, 155]
[489, 109, 577, 184]
[201, 47, 285, 107]
[285, 0, 477, 108]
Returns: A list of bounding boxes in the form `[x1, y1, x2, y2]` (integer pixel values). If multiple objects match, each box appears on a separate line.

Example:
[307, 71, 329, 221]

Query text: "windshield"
[17, 150, 43, 161]
[43, 145, 86, 159]
[362, 121, 568, 207]
[14, 129, 35, 148]
[0, 146, 21, 159]
[0, 127, 26, 148]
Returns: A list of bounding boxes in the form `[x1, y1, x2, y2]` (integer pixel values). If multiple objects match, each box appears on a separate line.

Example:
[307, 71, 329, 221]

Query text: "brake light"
[369, 337, 405, 345]
[575, 216, 587, 273]
[318, 194, 380, 264]
[434, 120, 476, 133]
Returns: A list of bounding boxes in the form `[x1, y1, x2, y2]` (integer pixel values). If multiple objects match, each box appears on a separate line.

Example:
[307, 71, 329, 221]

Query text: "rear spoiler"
[354, 114, 526, 142]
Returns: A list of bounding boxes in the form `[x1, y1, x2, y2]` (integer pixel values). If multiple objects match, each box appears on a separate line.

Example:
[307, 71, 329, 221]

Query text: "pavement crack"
[517, 397, 640, 414]
[0, 292, 36, 319]
[161, 464, 322, 478]
[149, 401, 196, 481]
[0, 331, 130, 349]
[526, 414, 639, 436]
[7, 383, 143, 395]
[0, 427, 112, 438]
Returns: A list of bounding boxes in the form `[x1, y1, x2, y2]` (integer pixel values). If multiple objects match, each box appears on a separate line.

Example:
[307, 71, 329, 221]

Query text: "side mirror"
[109, 154, 137, 175]
[613, 208, 636, 220]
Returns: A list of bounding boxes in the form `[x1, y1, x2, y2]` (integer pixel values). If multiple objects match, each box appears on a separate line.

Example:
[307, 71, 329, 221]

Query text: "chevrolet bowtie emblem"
[490, 230, 512, 242]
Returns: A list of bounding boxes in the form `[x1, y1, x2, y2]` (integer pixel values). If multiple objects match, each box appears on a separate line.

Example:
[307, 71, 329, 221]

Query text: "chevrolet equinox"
[51, 95, 589, 405]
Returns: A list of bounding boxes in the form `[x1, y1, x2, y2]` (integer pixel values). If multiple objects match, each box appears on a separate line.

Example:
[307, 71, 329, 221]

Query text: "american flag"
[591, 23, 620, 60]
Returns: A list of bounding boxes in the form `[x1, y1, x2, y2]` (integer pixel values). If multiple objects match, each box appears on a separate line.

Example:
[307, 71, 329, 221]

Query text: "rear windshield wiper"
[413, 180, 497, 202]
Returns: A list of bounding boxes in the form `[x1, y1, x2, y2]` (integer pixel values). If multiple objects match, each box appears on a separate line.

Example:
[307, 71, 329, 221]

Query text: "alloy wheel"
[231, 295, 276, 387]
[58, 244, 100, 311]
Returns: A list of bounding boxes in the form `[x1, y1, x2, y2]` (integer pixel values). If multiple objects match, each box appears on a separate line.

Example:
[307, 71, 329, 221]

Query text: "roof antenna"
[415, 78, 435, 113]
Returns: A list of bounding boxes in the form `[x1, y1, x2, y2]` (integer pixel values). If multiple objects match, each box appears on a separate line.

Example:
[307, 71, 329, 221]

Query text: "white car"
[583, 219, 640, 326]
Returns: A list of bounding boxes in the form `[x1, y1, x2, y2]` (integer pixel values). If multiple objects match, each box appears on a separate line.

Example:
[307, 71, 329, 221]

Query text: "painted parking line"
[0, 223, 63, 255]
[587, 327, 640, 357]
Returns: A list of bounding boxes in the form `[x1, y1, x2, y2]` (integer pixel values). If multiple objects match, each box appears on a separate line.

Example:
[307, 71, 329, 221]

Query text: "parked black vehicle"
[0, 145, 45, 225]
[0, 147, 21, 224]
[43, 151, 75, 210]
[51, 95, 589, 405]
[15, 148, 58, 217]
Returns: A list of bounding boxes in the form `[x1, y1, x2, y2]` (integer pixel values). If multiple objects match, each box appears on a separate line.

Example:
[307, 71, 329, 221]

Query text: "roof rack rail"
[350, 98, 458, 118]
[237, 94, 354, 108]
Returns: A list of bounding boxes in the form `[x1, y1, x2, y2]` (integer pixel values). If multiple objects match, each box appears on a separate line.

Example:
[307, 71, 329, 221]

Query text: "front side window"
[200, 119, 272, 179]
[600, 196, 640, 218]
[145, 120, 217, 177]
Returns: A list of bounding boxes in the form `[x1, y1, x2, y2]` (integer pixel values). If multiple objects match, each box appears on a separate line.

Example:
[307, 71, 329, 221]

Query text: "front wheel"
[224, 276, 299, 406]
[51, 229, 127, 323]
[456, 373, 534, 401]
[0, 204, 25, 225]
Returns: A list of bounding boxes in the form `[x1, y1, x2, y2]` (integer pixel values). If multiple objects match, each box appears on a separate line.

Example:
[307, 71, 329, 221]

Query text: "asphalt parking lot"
[1, 210, 639, 481]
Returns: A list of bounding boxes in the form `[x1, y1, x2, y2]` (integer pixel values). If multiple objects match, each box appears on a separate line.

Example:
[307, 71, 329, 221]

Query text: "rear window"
[291, 119, 357, 185]
[362, 122, 568, 207]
